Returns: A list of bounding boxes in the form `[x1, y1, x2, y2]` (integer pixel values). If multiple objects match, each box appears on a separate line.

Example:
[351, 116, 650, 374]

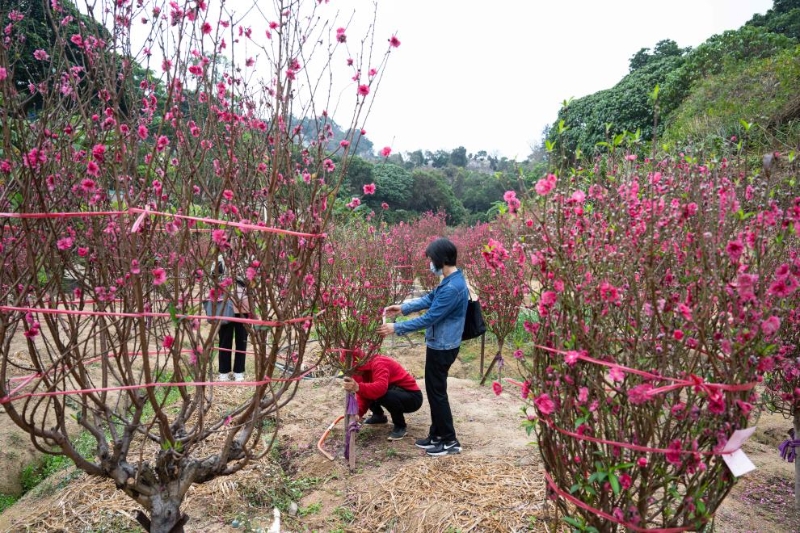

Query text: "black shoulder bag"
[462, 293, 486, 341]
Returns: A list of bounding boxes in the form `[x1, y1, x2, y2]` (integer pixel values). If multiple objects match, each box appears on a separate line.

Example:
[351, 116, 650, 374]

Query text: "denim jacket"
[394, 269, 468, 350]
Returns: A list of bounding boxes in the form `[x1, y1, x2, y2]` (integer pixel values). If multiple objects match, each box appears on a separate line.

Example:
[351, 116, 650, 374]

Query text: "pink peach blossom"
[534, 393, 555, 415]
[760, 315, 781, 337]
[609, 366, 625, 383]
[535, 174, 557, 195]
[57, 237, 74, 250]
[152, 268, 167, 285]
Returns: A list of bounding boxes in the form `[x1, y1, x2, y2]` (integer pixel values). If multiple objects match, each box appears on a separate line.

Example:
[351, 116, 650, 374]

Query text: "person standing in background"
[214, 252, 250, 382]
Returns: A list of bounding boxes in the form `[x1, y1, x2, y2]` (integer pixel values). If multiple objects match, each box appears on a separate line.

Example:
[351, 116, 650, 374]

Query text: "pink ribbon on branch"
[0, 368, 315, 405]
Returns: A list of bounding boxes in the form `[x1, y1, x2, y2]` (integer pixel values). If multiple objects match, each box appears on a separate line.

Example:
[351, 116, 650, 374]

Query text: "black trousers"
[218, 314, 248, 374]
[424, 346, 460, 442]
[369, 387, 423, 429]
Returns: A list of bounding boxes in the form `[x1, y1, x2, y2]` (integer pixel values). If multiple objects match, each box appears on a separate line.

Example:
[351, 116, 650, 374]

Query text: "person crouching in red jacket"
[341, 355, 423, 441]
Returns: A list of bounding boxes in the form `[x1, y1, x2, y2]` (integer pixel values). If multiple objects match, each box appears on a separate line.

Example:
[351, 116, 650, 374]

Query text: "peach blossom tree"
[516, 158, 799, 531]
[0, 0, 397, 530]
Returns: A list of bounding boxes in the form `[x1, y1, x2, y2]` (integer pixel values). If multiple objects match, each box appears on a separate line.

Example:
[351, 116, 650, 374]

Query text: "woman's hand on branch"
[376, 323, 395, 337]
[383, 305, 402, 318]
[342, 377, 359, 393]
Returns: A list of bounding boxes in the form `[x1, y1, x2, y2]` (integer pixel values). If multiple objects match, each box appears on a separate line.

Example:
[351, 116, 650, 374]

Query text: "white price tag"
[720, 427, 757, 477]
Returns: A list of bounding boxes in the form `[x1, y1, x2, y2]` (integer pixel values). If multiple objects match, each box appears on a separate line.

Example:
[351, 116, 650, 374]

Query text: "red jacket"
[352, 355, 420, 417]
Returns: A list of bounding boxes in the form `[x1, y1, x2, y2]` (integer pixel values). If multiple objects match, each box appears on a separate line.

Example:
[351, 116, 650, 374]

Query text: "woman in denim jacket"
[377, 237, 468, 456]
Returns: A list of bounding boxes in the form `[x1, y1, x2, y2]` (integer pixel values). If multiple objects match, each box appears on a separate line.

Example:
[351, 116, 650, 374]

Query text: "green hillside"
[547, 0, 800, 159]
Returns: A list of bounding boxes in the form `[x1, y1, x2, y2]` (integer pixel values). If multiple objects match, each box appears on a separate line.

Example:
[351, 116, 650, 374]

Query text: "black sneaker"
[363, 413, 389, 425]
[387, 426, 407, 441]
[414, 435, 441, 449]
[426, 439, 462, 456]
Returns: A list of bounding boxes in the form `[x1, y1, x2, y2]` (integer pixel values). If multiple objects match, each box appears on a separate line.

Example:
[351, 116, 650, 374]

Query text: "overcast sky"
[346, 0, 774, 160]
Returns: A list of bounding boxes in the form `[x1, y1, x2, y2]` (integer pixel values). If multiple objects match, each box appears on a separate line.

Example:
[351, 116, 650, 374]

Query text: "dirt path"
[1, 339, 799, 532]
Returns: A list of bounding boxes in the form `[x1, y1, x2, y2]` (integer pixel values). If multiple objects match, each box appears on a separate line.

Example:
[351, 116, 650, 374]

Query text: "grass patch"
[298, 502, 322, 517]
[0, 493, 19, 513]
[242, 474, 322, 513]
[333, 505, 355, 522]
[13, 430, 97, 500]
[140, 371, 184, 420]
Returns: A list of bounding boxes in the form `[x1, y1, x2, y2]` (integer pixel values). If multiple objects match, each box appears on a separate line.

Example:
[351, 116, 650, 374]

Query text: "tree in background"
[426, 149, 451, 168]
[551, 48, 685, 159]
[406, 149, 427, 168]
[408, 169, 467, 225]
[748, 0, 800, 40]
[342, 156, 375, 198]
[449, 145, 468, 167]
[628, 39, 686, 73]
[372, 163, 414, 211]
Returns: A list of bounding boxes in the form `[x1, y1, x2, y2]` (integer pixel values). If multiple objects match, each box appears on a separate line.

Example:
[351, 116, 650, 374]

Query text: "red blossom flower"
[627, 383, 654, 404]
[608, 366, 625, 382]
[760, 316, 781, 336]
[534, 174, 557, 195]
[57, 237, 73, 250]
[564, 350, 580, 366]
[665, 439, 683, 466]
[152, 268, 167, 285]
[389, 35, 400, 47]
[578, 387, 589, 403]
[534, 393, 555, 415]
[362, 183, 376, 195]
[492, 381, 502, 396]
[570, 190, 586, 203]
[725, 239, 744, 262]
[212, 230, 227, 247]
[357, 84, 370, 96]
[156, 135, 170, 151]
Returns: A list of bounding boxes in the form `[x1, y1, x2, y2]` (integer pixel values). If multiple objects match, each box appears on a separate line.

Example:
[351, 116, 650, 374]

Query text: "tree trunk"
[135, 494, 188, 533]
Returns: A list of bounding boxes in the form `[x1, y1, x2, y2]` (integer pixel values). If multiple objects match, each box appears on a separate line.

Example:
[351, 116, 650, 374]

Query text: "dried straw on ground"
[2, 385, 282, 532]
[347, 454, 555, 533]
[3, 459, 283, 532]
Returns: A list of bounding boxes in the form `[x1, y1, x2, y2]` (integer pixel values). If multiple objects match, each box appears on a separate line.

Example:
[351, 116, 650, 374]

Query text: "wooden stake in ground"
[343, 353, 358, 471]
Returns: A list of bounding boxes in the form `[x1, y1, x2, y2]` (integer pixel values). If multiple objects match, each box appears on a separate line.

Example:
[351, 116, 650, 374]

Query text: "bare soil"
[1, 334, 799, 532]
